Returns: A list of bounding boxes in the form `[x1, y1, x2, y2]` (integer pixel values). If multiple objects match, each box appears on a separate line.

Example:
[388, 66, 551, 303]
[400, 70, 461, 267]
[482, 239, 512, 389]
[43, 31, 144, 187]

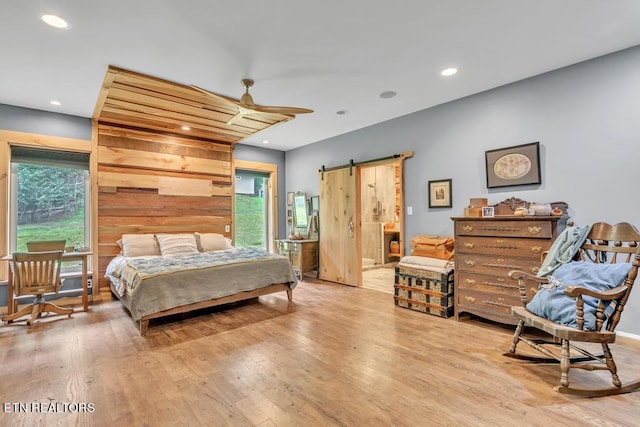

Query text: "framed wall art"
[485, 142, 541, 189]
[428, 179, 452, 208]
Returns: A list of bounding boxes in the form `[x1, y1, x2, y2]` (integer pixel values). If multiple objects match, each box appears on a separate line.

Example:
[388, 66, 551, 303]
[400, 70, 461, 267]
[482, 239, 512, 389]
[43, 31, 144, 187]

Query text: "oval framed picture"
[485, 142, 540, 189]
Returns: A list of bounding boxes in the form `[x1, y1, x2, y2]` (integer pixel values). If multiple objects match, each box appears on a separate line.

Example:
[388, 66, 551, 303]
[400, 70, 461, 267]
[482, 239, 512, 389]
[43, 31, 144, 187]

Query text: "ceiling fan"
[193, 79, 313, 125]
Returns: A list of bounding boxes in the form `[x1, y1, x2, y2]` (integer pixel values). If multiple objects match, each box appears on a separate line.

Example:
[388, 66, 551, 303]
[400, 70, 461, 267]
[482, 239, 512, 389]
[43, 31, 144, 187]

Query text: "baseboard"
[616, 331, 640, 343]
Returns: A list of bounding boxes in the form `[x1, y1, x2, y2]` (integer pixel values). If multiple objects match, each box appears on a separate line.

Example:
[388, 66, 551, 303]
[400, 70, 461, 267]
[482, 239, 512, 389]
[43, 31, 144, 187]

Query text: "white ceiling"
[2, 1, 640, 151]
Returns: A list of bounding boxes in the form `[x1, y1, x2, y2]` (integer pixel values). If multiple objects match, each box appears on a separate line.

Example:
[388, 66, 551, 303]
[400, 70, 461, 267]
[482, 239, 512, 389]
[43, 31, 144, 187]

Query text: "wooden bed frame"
[109, 281, 293, 335]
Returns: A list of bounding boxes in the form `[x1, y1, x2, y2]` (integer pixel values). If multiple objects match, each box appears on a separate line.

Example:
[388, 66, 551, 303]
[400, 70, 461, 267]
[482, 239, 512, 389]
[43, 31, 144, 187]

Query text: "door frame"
[233, 159, 278, 253]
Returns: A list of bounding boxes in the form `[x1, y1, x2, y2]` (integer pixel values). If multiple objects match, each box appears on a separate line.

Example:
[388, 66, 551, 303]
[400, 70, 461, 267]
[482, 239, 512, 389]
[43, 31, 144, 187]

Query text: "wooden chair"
[2, 251, 74, 326]
[26, 240, 66, 252]
[504, 222, 640, 397]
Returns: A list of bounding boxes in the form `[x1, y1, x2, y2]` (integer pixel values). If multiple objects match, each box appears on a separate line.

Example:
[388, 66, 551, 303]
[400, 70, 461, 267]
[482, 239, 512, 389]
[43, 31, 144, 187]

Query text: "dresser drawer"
[456, 271, 538, 299]
[457, 289, 523, 317]
[277, 240, 300, 253]
[456, 253, 541, 276]
[455, 220, 553, 239]
[455, 236, 550, 259]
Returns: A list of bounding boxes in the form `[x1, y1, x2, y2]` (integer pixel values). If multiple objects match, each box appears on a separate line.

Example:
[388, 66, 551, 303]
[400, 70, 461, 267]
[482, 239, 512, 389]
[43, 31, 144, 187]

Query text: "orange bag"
[410, 235, 455, 261]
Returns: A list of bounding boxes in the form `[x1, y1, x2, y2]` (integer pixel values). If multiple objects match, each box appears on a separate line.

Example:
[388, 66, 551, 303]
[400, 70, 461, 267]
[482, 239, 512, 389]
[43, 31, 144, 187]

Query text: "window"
[234, 170, 270, 249]
[9, 148, 90, 267]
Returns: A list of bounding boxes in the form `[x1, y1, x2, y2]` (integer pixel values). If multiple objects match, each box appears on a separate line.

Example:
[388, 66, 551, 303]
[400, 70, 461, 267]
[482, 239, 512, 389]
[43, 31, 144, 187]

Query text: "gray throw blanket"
[537, 224, 593, 277]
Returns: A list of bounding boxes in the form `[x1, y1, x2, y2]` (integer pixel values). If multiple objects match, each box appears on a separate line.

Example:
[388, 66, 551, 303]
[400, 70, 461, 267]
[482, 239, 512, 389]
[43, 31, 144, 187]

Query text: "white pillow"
[156, 234, 199, 256]
[120, 234, 161, 257]
[195, 232, 232, 252]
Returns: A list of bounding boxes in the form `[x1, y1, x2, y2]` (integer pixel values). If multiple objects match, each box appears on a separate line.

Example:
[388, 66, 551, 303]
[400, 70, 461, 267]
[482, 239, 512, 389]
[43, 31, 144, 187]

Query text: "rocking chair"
[505, 222, 640, 397]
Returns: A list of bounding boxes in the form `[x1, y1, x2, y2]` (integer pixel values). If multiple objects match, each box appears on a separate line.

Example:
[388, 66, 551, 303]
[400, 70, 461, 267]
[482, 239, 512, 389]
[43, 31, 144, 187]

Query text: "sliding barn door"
[319, 168, 361, 286]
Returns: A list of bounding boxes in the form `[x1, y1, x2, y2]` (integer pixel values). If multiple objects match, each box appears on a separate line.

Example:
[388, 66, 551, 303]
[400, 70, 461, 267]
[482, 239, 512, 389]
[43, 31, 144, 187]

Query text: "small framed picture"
[482, 206, 495, 217]
[428, 179, 452, 208]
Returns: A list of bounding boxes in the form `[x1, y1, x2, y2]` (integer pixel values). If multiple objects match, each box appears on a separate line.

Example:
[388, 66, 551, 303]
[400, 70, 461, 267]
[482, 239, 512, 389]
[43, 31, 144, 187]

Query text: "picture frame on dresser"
[428, 179, 452, 208]
[485, 142, 541, 188]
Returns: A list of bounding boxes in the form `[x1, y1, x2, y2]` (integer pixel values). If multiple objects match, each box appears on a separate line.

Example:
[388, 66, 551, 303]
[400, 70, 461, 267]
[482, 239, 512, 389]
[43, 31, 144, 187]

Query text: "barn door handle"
[348, 218, 355, 238]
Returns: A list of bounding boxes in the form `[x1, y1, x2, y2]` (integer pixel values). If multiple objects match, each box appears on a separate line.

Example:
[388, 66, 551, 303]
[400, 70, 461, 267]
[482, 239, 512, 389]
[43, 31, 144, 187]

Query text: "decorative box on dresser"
[451, 202, 567, 325]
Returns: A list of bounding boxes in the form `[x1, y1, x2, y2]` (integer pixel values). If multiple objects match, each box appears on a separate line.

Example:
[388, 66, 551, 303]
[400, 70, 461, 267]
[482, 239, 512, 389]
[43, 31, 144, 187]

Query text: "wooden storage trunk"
[394, 264, 454, 318]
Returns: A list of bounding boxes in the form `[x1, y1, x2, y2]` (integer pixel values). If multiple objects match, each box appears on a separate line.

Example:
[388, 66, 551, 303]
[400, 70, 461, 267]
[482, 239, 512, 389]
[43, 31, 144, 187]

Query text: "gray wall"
[285, 45, 640, 334]
[0, 104, 91, 139]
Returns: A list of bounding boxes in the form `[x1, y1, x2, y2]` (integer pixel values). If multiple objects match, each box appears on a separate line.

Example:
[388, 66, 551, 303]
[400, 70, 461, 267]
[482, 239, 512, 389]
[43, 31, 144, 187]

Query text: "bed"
[105, 233, 297, 335]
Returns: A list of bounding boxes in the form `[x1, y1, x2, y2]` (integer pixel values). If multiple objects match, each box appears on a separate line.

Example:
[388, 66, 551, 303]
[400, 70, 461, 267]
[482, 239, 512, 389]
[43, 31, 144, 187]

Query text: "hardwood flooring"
[362, 266, 395, 294]
[1, 278, 639, 426]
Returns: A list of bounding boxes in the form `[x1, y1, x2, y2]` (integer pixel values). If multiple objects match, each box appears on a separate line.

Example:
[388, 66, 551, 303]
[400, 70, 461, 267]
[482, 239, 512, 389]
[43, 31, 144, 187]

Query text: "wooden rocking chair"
[504, 222, 640, 397]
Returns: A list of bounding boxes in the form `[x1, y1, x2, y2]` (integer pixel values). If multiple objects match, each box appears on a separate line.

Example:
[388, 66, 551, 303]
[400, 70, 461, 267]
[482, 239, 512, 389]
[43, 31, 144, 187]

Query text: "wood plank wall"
[96, 124, 234, 295]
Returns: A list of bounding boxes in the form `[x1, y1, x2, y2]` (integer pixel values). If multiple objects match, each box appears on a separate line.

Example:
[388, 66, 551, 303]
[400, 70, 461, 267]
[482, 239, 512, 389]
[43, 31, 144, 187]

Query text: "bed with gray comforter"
[105, 247, 297, 334]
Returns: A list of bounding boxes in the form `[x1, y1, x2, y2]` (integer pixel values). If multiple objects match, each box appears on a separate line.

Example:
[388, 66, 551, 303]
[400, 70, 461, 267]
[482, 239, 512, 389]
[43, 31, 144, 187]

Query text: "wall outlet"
[225, 225, 231, 232]
[407, 206, 413, 215]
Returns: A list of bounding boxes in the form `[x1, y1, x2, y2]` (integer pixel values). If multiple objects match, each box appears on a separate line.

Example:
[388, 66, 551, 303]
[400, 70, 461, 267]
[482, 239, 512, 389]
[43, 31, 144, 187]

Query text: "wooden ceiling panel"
[93, 66, 295, 144]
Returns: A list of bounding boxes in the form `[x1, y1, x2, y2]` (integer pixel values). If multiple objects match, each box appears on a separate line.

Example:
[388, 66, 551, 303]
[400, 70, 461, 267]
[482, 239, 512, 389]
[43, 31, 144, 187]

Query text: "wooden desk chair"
[504, 222, 640, 396]
[26, 240, 66, 252]
[2, 251, 73, 326]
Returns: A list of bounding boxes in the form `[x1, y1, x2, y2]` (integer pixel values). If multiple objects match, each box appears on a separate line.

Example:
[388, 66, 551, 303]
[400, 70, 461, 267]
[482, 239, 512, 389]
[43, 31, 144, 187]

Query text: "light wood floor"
[362, 266, 395, 294]
[1, 278, 640, 426]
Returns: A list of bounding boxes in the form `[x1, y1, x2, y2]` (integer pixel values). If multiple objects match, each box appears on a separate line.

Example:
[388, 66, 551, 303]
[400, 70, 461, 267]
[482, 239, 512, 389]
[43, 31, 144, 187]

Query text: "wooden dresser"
[451, 215, 567, 325]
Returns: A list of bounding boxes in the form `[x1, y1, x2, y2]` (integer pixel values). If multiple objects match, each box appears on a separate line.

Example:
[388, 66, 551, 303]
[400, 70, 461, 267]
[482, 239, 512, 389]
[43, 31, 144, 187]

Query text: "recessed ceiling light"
[379, 91, 397, 99]
[41, 14, 69, 29]
[181, 125, 190, 131]
[441, 67, 458, 77]
[50, 100, 61, 106]
[262, 140, 269, 144]
[336, 110, 348, 115]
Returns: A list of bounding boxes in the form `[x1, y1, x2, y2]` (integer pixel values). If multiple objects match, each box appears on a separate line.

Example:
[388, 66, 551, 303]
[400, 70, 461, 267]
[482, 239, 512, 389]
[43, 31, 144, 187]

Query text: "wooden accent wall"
[95, 124, 234, 295]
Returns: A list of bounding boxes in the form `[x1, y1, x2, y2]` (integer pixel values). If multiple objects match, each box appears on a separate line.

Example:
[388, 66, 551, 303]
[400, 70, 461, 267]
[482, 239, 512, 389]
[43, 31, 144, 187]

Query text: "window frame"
[0, 131, 94, 284]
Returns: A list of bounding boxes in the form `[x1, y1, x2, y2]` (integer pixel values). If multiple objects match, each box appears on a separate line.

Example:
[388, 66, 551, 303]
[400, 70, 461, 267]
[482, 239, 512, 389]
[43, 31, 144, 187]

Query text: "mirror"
[293, 193, 309, 233]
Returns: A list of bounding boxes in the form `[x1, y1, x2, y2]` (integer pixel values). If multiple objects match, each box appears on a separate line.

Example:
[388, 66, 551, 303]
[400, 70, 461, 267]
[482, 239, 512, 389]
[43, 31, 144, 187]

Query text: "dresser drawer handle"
[530, 246, 543, 254]
[484, 280, 519, 289]
[528, 226, 542, 235]
[465, 278, 476, 285]
[464, 242, 475, 249]
[465, 296, 476, 302]
[483, 300, 512, 308]
[463, 225, 474, 232]
[482, 262, 522, 270]
[464, 260, 476, 266]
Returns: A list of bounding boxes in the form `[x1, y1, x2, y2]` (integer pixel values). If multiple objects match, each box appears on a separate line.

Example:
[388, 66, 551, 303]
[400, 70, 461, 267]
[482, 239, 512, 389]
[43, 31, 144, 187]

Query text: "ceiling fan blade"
[191, 81, 313, 125]
[226, 112, 247, 125]
[226, 105, 257, 125]
[251, 105, 314, 115]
